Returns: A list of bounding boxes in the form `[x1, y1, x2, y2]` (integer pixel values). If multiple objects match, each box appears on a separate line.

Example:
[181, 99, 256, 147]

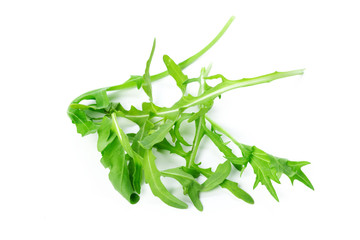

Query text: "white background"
[1, 0, 359, 239]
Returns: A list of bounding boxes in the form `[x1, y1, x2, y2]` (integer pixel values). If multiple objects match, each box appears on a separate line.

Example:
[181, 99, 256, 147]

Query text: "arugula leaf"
[100, 137, 140, 204]
[111, 113, 143, 194]
[201, 160, 231, 192]
[97, 116, 116, 152]
[193, 165, 254, 204]
[282, 160, 313, 189]
[240, 145, 313, 201]
[163, 55, 188, 93]
[128, 75, 144, 89]
[143, 149, 188, 209]
[206, 117, 313, 201]
[154, 138, 189, 158]
[131, 119, 154, 157]
[67, 108, 98, 136]
[219, 179, 254, 204]
[97, 116, 139, 204]
[161, 167, 203, 211]
[202, 123, 244, 170]
[140, 119, 176, 149]
[129, 119, 154, 193]
[187, 100, 213, 122]
[173, 113, 192, 146]
[71, 88, 110, 109]
[116, 105, 148, 126]
[143, 39, 156, 101]
[241, 144, 281, 201]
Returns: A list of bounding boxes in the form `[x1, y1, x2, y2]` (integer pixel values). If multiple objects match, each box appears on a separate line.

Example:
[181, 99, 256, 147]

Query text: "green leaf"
[67, 108, 98, 136]
[131, 119, 154, 156]
[174, 113, 192, 146]
[181, 166, 201, 178]
[239, 145, 313, 201]
[154, 138, 189, 158]
[187, 100, 213, 122]
[163, 55, 188, 93]
[143, 149, 188, 209]
[203, 123, 244, 170]
[143, 39, 156, 101]
[269, 155, 314, 190]
[238, 144, 280, 201]
[71, 88, 110, 109]
[182, 77, 200, 86]
[97, 117, 116, 152]
[219, 179, 254, 204]
[128, 75, 144, 89]
[92, 89, 110, 108]
[116, 105, 149, 126]
[187, 182, 203, 211]
[100, 137, 139, 204]
[140, 120, 176, 149]
[285, 161, 314, 190]
[161, 167, 203, 211]
[205, 117, 313, 202]
[127, 156, 143, 194]
[169, 127, 176, 142]
[130, 119, 154, 193]
[182, 65, 212, 86]
[201, 160, 231, 192]
[193, 165, 254, 204]
[142, 102, 180, 121]
[111, 113, 143, 194]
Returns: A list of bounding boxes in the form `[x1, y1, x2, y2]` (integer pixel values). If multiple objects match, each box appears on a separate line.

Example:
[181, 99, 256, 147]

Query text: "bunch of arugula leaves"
[67, 17, 313, 210]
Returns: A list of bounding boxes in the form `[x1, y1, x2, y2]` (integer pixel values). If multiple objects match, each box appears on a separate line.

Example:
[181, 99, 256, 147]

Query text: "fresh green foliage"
[98, 116, 140, 203]
[143, 149, 188, 209]
[67, 16, 313, 210]
[142, 39, 156, 101]
[163, 54, 188, 93]
[201, 160, 231, 192]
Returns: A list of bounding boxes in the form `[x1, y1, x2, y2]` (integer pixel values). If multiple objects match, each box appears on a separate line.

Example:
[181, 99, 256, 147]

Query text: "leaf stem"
[187, 118, 204, 168]
[187, 70, 207, 168]
[205, 116, 240, 145]
[72, 16, 235, 103]
[176, 69, 305, 110]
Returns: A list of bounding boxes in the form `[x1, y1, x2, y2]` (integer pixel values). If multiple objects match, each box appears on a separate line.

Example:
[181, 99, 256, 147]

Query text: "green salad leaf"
[67, 16, 313, 210]
[143, 149, 188, 209]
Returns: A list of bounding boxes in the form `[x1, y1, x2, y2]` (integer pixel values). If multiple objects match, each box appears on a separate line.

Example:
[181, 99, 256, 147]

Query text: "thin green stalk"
[187, 70, 207, 168]
[205, 116, 239, 145]
[71, 16, 234, 104]
[175, 69, 304, 110]
[187, 118, 204, 168]
[87, 17, 235, 93]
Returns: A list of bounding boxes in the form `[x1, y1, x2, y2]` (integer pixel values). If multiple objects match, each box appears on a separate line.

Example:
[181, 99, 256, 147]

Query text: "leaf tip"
[163, 54, 170, 63]
[246, 196, 255, 204]
[197, 207, 204, 212]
